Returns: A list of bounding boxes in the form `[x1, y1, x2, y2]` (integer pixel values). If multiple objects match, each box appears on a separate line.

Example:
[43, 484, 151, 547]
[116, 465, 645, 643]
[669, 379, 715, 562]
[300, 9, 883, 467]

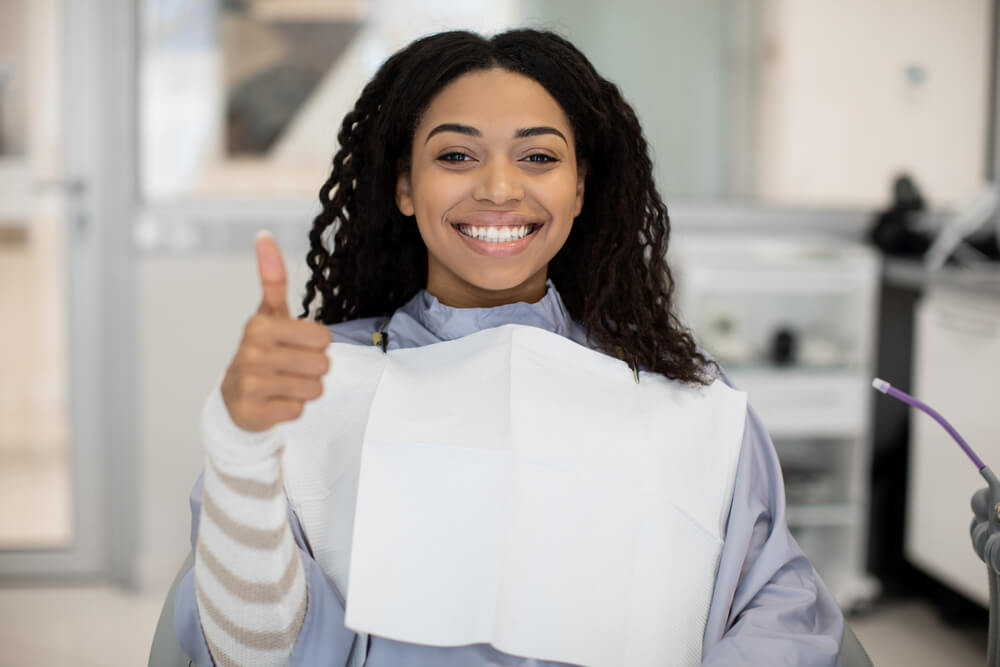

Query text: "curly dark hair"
[301, 28, 708, 384]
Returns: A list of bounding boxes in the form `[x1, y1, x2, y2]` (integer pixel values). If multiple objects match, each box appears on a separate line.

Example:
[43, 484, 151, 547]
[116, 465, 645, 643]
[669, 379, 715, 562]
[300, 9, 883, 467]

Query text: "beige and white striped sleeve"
[194, 388, 307, 666]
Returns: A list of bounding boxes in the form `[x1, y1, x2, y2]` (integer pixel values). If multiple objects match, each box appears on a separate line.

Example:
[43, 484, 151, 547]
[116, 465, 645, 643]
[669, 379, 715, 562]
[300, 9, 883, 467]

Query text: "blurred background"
[0, 0, 998, 664]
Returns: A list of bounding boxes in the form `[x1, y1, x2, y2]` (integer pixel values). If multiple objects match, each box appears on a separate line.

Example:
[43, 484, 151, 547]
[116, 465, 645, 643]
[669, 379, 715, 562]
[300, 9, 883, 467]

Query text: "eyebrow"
[424, 123, 568, 145]
[514, 126, 568, 144]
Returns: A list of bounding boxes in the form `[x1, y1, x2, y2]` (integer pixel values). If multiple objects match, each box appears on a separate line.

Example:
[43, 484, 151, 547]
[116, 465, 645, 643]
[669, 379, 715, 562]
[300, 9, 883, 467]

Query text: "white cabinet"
[673, 235, 881, 609]
[906, 285, 1000, 607]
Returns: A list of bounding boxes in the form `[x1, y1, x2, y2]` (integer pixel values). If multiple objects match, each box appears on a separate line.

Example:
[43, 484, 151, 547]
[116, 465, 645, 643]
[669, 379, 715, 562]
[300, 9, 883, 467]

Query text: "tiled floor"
[851, 599, 987, 666]
[0, 585, 163, 667]
[0, 583, 989, 666]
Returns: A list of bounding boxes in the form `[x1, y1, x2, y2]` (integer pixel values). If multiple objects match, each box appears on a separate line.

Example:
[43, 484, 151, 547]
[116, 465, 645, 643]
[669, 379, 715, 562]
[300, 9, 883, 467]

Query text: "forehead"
[417, 68, 572, 138]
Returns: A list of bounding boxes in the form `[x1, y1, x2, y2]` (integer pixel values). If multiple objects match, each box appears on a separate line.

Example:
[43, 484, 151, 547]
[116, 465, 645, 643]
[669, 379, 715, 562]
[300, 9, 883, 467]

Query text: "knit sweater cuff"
[201, 386, 283, 470]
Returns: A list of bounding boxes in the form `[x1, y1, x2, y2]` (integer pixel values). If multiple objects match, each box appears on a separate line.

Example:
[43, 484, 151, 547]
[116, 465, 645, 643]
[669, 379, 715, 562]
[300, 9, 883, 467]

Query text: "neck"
[425, 265, 549, 309]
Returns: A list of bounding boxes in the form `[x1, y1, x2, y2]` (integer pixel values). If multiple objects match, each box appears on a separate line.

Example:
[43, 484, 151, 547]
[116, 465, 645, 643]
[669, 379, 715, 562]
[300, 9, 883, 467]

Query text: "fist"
[221, 231, 332, 432]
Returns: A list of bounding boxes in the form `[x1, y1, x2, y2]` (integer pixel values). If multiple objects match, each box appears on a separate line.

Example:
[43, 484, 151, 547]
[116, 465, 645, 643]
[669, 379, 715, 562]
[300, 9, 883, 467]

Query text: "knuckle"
[309, 353, 330, 376]
[308, 380, 324, 399]
[242, 344, 264, 366]
[223, 362, 240, 385]
[241, 373, 261, 396]
[244, 314, 268, 339]
[223, 372, 244, 401]
[230, 399, 251, 422]
[306, 321, 332, 346]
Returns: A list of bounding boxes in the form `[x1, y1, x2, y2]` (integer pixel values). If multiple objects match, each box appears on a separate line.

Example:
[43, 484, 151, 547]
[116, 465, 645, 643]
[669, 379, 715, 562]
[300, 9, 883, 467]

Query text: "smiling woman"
[298, 29, 708, 384]
[174, 28, 846, 667]
[396, 68, 584, 307]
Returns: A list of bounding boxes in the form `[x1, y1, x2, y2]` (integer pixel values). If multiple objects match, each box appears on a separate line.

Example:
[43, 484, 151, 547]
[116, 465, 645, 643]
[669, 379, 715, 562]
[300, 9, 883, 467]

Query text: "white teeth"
[458, 224, 534, 242]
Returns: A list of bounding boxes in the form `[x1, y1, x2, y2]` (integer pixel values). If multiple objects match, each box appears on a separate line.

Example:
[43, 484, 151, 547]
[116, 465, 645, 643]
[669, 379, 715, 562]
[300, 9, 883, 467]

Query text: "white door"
[0, 0, 138, 582]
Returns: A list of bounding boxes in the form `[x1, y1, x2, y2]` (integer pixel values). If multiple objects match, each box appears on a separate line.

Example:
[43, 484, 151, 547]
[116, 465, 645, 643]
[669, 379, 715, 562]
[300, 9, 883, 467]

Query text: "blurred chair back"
[148, 552, 194, 667]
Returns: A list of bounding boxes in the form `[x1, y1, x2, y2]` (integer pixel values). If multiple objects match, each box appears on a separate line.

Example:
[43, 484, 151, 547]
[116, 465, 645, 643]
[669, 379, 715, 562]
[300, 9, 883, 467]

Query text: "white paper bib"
[282, 324, 747, 667]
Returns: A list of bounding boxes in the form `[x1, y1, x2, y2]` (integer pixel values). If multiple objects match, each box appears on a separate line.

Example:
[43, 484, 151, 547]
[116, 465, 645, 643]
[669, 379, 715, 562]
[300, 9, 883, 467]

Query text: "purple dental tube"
[871, 378, 986, 470]
[872, 378, 1000, 666]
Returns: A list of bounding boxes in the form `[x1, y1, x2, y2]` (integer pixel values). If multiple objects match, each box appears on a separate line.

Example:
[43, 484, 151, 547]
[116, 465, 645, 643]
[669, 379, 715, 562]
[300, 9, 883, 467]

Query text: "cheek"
[412, 172, 467, 219]
[533, 172, 583, 219]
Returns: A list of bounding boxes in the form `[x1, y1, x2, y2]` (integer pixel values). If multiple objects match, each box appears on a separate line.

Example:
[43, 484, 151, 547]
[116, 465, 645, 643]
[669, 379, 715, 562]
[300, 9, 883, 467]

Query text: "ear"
[395, 172, 415, 217]
[574, 162, 587, 217]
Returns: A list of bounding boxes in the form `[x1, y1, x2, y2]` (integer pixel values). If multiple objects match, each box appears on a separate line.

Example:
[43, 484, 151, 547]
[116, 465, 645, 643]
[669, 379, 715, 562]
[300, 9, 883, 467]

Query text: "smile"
[455, 223, 541, 243]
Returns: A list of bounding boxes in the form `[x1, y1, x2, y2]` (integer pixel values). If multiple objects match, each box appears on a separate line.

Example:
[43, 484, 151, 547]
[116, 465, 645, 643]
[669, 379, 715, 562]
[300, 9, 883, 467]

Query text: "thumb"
[255, 230, 289, 317]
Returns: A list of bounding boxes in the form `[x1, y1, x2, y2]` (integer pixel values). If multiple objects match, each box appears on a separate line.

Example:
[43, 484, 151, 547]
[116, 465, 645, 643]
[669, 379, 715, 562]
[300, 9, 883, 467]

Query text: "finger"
[240, 344, 330, 378]
[244, 315, 332, 350]
[239, 398, 307, 427]
[240, 374, 324, 402]
[255, 230, 289, 318]
[263, 399, 307, 425]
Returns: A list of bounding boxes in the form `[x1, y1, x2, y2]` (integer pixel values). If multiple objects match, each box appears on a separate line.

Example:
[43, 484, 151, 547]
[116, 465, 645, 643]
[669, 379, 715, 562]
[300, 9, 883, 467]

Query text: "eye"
[437, 151, 475, 163]
[523, 153, 559, 164]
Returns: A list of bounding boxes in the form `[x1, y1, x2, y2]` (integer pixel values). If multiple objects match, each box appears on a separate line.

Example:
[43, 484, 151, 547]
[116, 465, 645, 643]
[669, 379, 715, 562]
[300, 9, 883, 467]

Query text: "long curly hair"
[301, 28, 708, 384]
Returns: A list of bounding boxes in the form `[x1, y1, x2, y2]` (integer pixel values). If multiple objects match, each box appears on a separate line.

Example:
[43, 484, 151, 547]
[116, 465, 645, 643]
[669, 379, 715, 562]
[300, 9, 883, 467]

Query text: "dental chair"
[149, 552, 195, 667]
[148, 553, 874, 667]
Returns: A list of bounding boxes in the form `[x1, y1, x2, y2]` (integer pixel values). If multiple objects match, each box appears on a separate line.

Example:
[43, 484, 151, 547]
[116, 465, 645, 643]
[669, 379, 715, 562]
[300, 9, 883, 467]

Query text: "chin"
[463, 269, 540, 294]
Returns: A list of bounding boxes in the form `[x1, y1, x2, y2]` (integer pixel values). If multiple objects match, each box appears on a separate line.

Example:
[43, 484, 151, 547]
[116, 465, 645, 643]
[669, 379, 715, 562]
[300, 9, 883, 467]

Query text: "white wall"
[521, 0, 731, 200]
[137, 248, 314, 589]
[754, 0, 992, 208]
[138, 255, 246, 588]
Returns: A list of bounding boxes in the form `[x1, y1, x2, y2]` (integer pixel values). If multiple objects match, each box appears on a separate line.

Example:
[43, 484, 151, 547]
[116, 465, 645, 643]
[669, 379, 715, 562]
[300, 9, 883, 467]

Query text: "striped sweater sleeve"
[194, 388, 307, 666]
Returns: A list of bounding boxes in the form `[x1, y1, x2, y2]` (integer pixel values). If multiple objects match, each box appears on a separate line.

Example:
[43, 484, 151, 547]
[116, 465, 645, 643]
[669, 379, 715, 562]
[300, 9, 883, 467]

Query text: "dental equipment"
[872, 377, 1000, 665]
[923, 185, 1000, 272]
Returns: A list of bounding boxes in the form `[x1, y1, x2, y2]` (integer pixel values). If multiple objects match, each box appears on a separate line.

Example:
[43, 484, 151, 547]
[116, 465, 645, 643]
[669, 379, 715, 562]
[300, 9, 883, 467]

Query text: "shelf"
[720, 364, 860, 376]
[726, 369, 871, 438]
[676, 237, 880, 610]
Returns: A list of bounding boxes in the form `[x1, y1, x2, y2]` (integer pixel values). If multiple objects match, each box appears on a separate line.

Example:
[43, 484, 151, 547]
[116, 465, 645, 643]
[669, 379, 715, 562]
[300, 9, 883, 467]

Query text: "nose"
[473, 158, 524, 205]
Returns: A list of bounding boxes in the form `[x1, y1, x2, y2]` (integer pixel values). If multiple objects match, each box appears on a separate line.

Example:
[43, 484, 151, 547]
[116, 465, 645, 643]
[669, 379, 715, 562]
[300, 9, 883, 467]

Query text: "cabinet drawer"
[727, 370, 869, 438]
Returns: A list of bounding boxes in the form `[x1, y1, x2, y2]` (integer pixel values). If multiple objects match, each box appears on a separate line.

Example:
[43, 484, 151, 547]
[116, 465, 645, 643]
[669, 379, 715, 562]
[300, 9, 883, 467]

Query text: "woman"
[175, 29, 843, 666]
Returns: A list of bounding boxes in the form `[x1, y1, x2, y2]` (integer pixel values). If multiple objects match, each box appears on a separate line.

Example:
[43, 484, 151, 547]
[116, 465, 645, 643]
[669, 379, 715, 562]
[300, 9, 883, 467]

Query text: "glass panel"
[141, 0, 524, 202]
[524, 0, 732, 200]
[142, 0, 355, 200]
[0, 0, 72, 548]
[0, 0, 27, 157]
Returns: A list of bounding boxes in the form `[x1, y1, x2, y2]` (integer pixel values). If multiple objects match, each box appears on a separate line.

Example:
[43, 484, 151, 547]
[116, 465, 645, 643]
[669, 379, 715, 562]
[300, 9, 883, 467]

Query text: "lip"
[450, 216, 544, 258]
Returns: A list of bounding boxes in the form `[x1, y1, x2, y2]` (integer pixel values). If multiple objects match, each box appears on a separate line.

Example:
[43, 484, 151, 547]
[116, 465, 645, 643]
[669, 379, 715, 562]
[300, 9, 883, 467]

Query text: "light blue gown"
[175, 282, 844, 666]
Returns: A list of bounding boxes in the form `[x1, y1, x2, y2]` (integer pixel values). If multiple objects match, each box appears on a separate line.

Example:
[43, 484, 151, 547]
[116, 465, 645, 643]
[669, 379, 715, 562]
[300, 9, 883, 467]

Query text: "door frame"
[0, 0, 138, 586]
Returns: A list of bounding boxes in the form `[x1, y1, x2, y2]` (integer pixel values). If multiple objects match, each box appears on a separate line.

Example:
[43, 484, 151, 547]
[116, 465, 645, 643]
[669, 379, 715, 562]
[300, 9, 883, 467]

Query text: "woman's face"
[396, 67, 585, 308]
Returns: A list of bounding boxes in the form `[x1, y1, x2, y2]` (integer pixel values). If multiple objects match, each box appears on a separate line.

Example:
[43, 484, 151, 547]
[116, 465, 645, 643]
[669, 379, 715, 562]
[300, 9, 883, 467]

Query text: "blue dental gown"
[175, 282, 844, 666]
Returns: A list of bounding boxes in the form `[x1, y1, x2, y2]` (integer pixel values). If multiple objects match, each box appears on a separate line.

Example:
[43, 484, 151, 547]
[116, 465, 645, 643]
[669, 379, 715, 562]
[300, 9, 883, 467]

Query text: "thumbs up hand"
[221, 231, 332, 432]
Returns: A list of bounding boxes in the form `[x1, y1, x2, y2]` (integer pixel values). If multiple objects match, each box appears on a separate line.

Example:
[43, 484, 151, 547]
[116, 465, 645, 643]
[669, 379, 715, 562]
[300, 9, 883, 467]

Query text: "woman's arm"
[194, 387, 306, 665]
[701, 404, 844, 666]
[174, 389, 359, 666]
